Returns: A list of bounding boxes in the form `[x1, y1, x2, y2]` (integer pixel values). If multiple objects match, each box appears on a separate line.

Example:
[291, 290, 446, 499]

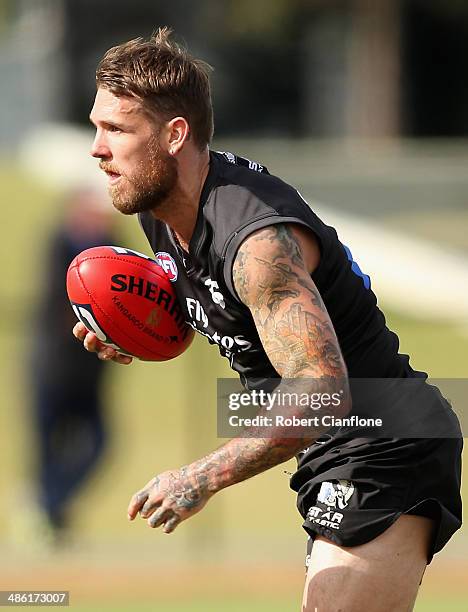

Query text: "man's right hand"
[72, 322, 133, 365]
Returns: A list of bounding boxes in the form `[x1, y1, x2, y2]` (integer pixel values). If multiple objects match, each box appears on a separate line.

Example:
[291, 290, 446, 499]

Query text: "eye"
[107, 124, 122, 133]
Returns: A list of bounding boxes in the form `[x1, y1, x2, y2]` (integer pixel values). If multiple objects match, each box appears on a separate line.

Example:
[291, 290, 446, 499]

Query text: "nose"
[90, 129, 111, 159]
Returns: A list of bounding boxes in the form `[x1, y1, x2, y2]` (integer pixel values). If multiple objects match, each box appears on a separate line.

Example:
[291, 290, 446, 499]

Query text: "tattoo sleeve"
[190, 224, 351, 494]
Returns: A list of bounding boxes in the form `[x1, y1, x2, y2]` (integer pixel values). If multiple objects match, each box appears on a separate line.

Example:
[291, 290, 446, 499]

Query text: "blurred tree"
[227, 0, 295, 38]
[346, 0, 402, 138]
[300, 4, 350, 136]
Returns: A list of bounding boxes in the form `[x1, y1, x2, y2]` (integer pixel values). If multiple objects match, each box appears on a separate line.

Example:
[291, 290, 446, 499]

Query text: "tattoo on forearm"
[195, 434, 316, 494]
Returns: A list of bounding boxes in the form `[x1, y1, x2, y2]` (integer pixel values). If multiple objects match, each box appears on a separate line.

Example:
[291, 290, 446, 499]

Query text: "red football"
[66, 246, 194, 361]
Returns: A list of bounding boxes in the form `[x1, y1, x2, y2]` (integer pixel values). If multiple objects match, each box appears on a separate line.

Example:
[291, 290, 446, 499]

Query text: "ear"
[166, 116, 190, 156]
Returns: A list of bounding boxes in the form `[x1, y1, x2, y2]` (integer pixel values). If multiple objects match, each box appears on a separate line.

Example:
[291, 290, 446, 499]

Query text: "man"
[32, 188, 113, 543]
[74, 28, 462, 611]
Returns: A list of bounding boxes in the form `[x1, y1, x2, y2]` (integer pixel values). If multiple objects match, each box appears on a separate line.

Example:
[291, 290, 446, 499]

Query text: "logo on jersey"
[217, 150, 265, 173]
[185, 297, 252, 354]
[204, 278, 225, 309]
[219, 151, 236, 164]
[247, 159, 264, 172]
[186, 297, 209, 328]
[155, 251, 178, 282]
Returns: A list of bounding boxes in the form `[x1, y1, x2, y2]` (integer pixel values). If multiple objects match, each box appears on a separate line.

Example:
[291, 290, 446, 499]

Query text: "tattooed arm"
[232, 223, 346, 378]
[128, 223, 350, 533]
[190, 223, 350, 483]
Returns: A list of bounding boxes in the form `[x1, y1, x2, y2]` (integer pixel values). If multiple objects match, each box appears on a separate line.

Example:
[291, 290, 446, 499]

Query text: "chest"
[155, 234, 260, 361]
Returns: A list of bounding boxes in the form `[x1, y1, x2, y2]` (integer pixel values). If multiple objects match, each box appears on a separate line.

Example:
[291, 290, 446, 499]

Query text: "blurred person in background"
[29, 187, 115, 546]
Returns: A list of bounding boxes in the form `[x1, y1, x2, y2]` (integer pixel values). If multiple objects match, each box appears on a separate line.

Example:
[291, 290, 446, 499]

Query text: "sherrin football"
[66, 246, 194, 361]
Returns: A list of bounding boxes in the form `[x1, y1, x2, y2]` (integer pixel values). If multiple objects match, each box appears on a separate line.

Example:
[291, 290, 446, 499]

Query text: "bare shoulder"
[232, 223, 320, 305]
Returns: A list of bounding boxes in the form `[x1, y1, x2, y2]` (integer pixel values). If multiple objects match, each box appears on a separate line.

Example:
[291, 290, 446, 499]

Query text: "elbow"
[321, 374, 352, 420]
[285, 373, 352, 419]
[324, 357, 351, 418]
[334, 383, 352, 419]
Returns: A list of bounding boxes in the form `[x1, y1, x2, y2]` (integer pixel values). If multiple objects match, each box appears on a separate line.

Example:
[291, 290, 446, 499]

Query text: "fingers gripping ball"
[66, 246, 194, 361]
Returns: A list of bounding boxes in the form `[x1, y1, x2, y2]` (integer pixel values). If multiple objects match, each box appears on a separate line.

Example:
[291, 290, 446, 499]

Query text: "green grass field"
[0, 162, 466, 611]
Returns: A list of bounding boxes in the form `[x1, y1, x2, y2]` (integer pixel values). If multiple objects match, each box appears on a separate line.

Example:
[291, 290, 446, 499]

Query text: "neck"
[150, 148, 210, 246]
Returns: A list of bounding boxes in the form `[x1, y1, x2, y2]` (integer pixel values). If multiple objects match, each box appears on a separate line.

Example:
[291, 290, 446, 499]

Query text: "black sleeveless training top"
[139, 151, 424, 390]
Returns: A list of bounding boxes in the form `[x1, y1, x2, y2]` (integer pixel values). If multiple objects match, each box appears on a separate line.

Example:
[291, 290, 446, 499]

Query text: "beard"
[104, 137, 178, 216]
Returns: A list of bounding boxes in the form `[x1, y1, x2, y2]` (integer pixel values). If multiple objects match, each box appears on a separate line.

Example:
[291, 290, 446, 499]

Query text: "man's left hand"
[127, 467, 213, 533]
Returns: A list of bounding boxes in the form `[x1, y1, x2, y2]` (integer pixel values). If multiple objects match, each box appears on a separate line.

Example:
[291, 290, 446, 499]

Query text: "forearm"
[128, 375, 349, 533]
[190, 377, 350, 493]
[190, 434, 306, 494]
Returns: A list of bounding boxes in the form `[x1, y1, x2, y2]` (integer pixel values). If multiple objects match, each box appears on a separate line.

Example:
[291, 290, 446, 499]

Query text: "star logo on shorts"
[317, 480, 355, 510]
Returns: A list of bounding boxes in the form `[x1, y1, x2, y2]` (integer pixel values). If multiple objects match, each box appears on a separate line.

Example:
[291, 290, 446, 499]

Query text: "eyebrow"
[88, 115, 127, 130]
